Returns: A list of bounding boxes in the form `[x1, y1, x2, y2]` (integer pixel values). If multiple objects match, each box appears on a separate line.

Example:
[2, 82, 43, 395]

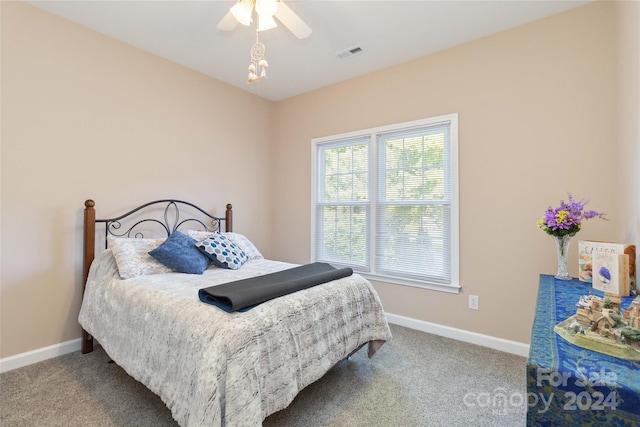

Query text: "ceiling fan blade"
[274, 1, 312, 39]
[217, 10, 239, 31]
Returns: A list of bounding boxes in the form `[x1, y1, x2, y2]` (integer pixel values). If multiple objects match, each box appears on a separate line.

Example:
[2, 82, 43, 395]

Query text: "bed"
[78, 199, 392, 426]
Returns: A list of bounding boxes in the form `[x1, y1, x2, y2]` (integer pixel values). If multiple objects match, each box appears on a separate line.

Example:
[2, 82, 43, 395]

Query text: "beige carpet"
[1, 324, 526, 426]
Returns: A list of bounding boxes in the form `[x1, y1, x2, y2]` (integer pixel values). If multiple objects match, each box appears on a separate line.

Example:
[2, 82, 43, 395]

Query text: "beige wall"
[0, 2, 274, 358]
[272, 1, 623, 344]
[1, 0, 636, 359]
[616, 0, 640, 249]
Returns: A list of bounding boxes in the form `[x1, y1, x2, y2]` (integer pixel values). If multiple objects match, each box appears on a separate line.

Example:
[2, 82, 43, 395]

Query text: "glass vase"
[552, 234, 575, 280]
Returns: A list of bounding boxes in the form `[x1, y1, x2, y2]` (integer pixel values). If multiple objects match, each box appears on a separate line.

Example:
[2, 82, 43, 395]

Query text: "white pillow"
[186, 230, 264, 260]
[224, 232, 264, 260]
[107, 235, 173, 279]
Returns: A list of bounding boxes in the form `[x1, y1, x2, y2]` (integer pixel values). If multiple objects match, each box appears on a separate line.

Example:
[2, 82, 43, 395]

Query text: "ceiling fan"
[217, 0, 312, 39]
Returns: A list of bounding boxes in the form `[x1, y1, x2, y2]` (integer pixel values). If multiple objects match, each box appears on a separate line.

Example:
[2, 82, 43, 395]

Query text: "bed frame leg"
[81, 329, 94, 354]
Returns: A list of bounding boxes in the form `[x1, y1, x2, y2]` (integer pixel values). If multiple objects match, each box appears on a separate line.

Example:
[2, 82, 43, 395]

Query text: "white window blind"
[376, 124, 451, 283]
[312, 114, 459, 293]
[315, 137, 370, 269]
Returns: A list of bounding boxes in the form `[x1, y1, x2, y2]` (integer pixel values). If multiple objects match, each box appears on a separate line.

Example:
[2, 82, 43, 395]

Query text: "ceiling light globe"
[255, 0, 278, 18]
[257, 15, 277, 32]
[230, 0, 253, 26]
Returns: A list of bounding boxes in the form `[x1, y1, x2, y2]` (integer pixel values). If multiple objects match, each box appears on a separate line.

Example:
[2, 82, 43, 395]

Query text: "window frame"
[311, 113, 460, 294]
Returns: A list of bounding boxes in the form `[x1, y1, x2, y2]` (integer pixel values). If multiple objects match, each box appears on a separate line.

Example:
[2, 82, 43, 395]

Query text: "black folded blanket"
[198, 262, 353, 313]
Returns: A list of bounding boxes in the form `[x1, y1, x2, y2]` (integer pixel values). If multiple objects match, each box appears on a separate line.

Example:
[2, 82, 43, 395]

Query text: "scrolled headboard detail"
[81, 199, 232, 353]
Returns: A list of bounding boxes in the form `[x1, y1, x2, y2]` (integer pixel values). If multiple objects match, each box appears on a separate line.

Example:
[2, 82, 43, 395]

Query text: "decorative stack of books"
[578, 241, 636, 296]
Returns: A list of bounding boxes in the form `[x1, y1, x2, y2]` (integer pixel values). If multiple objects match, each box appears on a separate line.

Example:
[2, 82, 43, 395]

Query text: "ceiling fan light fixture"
[230, 0, 253, 26]
[219, 0, 310, 83]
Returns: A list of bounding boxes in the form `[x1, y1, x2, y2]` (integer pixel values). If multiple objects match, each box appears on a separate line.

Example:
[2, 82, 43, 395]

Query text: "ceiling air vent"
[336, 45, 364, 59]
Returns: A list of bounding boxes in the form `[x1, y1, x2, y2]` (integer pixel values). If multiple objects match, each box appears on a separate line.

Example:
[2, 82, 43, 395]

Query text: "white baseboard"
[0, 338, 82, 374]
[385, 312, 530, 358]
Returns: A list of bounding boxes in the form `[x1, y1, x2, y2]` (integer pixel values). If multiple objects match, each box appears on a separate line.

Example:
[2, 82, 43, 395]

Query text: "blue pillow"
[148, 231, 209, 274]
[195, 233, 248, 270]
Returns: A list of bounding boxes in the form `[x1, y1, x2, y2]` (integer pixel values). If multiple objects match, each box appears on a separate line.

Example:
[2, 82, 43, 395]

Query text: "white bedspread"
[79, 250, 392, 426]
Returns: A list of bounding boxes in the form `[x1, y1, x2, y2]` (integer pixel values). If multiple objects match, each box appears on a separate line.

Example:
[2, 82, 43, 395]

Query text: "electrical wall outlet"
[469, 295, 479, 310]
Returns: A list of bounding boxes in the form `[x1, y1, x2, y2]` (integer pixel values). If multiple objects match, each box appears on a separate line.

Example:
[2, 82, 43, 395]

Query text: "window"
[312, 114, 459, 293]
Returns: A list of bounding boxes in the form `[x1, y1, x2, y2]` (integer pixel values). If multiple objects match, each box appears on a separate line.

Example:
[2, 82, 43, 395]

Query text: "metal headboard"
[96, 199, 230, 245]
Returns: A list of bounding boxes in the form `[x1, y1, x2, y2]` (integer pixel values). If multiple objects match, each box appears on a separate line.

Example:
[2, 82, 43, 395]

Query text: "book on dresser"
[591, 251, 630, 296]
[578, 240, 636, 292]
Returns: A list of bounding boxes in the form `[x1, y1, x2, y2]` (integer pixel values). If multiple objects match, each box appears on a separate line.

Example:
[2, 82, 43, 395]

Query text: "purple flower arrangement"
[537, 193, 608, 237]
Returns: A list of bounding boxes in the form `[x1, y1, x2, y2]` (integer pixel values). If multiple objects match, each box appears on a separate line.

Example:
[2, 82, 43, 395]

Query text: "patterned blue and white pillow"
[195, 233, 248, 270]
[187, 230, 264, 260]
